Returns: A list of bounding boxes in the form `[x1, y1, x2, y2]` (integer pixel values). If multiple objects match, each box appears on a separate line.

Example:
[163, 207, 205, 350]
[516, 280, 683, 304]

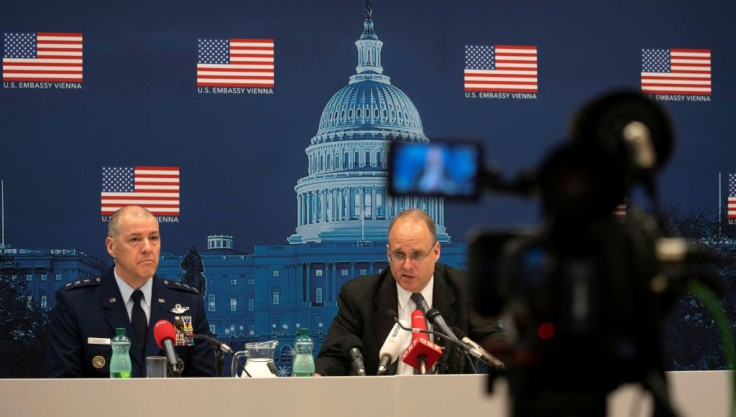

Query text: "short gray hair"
[387, 208, 437, 242]
[107, 205, 155, 237]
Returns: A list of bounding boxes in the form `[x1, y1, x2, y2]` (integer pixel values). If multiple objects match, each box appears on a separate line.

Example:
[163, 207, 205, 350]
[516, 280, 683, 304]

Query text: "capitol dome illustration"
[288, 1, 449, 244]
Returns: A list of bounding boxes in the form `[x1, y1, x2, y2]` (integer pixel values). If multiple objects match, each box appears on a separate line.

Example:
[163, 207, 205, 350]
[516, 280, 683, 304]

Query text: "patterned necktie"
[410, 292, 426, 314]
[131, 290, 148, 353]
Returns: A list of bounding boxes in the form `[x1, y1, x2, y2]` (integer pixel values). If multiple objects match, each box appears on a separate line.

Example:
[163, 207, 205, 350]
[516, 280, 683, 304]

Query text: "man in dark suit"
[315, 208, 509, 376]
[43, 205, 215, 377]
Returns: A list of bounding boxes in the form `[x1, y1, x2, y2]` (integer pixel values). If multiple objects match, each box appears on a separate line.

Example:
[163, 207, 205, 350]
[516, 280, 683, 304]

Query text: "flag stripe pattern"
[728, 174, 736, 219]
[197, 38, 274, 87]
[614, 198, 627, 221]
[101, 166, 180, 216]
[641, 48, 711, 95]
[3, 32, 83, 82]
[464, 45, 538, 93]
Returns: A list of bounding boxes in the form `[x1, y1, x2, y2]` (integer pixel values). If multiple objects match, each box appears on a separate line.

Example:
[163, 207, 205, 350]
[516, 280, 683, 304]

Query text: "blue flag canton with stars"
[4, 33, 37, 59]
[465, 45, 495, 70]
[102, 167, 134, 193]
[198, 39, 229, 64]
[641, 49, 670, 73]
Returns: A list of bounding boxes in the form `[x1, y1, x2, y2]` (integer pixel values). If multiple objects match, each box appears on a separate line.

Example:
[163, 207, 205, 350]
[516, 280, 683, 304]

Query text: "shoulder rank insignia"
[63, 276, 102, 290]
[163, 279, 200, 295]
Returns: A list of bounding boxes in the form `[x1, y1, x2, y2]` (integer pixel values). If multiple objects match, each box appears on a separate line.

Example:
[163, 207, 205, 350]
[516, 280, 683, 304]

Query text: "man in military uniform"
[43, 205, 215, 377]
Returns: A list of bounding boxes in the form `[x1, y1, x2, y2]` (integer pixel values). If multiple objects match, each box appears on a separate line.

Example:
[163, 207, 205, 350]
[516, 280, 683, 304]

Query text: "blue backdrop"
[1, 0, 734, 376]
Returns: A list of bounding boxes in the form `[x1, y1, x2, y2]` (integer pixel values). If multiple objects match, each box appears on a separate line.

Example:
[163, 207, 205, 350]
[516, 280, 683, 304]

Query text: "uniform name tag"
[88, 337, 111, 345]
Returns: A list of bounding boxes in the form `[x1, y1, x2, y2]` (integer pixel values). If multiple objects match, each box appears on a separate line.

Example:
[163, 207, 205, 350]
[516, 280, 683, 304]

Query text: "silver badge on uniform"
[170, 304, 189, 314]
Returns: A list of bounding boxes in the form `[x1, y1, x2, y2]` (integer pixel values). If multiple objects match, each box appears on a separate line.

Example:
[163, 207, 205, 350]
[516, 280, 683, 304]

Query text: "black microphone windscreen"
[426, 308, 440, 321]
[386, 309, 398, 320]
[341, 335, 364, 356]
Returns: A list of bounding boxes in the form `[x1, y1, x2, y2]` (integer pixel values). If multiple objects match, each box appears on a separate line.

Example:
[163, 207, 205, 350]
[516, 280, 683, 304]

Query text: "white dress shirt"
[113, 269, 153, 325]
[395, 276, 434, 375]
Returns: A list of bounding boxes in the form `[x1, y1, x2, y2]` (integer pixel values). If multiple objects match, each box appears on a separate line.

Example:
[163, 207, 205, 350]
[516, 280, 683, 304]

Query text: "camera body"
[388, 91, 689, 416]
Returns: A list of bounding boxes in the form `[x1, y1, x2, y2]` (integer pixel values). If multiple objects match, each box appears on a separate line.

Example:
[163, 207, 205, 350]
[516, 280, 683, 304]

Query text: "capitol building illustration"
[11, 2, 466, 375]
[288, 2, 449, 244]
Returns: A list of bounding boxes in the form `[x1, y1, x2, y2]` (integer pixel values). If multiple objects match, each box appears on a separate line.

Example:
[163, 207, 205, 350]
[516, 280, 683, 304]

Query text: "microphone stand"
[190, 333, 251, 377]
[169, 358, 184, 377]
[418, 358, 427, 375]
[213, 341, 224, 377]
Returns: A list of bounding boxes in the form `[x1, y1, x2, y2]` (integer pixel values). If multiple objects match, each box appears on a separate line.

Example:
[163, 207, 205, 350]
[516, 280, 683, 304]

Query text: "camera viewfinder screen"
[389, 141, 482, 199]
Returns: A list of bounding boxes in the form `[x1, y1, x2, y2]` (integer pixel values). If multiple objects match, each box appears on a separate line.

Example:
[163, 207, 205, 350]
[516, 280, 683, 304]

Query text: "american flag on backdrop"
[101, 167, 180, 216]
[197, 38, 274, 87]
[614, 198, 627, 222]
[464, 45, 538, 93]
[3, 32, 83, 82]
[728, 174, 736, 220]
[641, 48, 711, 95]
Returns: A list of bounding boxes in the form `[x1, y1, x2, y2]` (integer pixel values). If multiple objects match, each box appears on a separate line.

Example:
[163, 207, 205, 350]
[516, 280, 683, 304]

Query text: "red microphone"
[153, 320, 183, 375]
[401, 310, 442, 374]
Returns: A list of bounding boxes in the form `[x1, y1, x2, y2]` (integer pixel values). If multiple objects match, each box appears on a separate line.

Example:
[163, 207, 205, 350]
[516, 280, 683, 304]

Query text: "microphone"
[425, 308, 461, 343]
[389, 310, 447, 340]
[342, 335, 367, 376]
[401, 310, 443, 374]
[153, 320, 184, 376]
[451, 326, 506, 371]
[411, 310, 429, 343]
[377, 320, 410, 375]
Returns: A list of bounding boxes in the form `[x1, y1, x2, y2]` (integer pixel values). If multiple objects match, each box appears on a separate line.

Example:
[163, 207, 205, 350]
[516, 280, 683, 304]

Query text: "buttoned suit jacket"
[314, 263, 507, 376]
[43, 268, 215, 377]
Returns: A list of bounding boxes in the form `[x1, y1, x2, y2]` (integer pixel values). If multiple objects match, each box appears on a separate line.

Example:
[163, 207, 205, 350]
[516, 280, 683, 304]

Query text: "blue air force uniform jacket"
[43, 269, 215, 377]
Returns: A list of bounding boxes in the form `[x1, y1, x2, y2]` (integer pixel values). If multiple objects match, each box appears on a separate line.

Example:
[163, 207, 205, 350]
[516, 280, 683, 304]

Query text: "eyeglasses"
[388, 242, 437, 264]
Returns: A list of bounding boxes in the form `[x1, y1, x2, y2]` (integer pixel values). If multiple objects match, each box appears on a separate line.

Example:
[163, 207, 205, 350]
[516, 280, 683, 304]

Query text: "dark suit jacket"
[43, 269, 215, 377]
[315, 263, 508, 376]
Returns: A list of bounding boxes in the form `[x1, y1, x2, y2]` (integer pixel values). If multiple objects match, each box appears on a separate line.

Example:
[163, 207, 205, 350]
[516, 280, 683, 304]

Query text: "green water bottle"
[292, 328, 315, 377]
[109, 327, 132, 378]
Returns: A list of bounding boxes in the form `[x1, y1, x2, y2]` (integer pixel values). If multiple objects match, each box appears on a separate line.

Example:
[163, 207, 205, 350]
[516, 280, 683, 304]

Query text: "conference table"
[0, 371, 730, 416]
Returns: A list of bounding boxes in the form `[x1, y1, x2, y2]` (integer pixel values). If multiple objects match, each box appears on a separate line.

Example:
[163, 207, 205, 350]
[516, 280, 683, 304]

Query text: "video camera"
[388, 90, 708, 417]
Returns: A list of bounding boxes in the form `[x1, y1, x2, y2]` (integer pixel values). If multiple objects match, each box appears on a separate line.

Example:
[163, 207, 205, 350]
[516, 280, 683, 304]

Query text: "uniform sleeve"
[181, 293, 216, 377]
[43, 290, 83, 377]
